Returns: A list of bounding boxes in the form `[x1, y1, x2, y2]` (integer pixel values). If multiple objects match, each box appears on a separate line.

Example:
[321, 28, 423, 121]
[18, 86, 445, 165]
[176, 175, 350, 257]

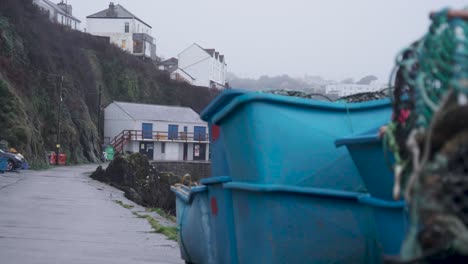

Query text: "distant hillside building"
[177, 43, 227, 89]
[86, 2, 157, 61]
[325, 83, 387, 97]
[33, 0, 81, 30]
[159, 57, 178, 73]
[104, 102, 210, 161]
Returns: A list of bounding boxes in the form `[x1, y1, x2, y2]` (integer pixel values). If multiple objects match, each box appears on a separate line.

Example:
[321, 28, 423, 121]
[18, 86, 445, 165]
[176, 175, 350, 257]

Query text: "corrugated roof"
[87, 4, 151, 28]
[113, 102, 204, 123]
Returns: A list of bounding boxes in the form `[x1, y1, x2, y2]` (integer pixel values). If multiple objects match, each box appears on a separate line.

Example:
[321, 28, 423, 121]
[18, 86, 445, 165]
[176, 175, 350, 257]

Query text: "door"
[193, 143, 206, 161]
[139, 142, 154, 160]
[194, 126, 207, 141]
[142, 123, 153, 139]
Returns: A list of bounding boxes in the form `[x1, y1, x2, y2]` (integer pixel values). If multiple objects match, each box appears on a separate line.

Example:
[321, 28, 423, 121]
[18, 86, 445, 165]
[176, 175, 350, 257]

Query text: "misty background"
[71, 0, 466, 88]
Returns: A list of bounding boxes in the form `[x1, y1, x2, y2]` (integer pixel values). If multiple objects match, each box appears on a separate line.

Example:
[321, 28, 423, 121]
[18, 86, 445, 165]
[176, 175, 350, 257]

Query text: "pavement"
[0, 165, 183, 264]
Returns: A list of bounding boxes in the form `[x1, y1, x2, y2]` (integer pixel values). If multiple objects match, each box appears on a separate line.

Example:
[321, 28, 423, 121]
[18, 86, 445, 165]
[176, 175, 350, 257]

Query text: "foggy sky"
[70, 0, 466, 82]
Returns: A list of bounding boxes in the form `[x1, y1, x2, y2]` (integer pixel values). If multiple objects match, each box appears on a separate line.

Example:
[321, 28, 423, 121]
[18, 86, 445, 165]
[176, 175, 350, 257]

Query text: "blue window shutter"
[142, 123, 153, 139]
[194, 126, 206, 141]
[168, 125, 179, 140]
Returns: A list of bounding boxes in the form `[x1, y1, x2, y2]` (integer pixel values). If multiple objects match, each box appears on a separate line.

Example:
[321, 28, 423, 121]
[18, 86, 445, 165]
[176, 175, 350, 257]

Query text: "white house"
[104, 102, 210, 162]
[33, 0, 81, 30]
[86, 2, 157, 61]
[177, 43, 227, 89]
[325, 83, 387, 97]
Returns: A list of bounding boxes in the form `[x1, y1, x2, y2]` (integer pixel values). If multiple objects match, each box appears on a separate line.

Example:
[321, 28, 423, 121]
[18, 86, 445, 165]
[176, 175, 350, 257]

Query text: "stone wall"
[91, 154, 211, 215]
[151, 161, 211, 183]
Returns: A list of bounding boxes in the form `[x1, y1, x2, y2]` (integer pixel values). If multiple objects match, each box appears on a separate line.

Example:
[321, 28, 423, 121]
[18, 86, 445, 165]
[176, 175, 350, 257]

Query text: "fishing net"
[385, 8, 468, 262]
[263, 89, 389, 102]
[337, 89, 389, 103]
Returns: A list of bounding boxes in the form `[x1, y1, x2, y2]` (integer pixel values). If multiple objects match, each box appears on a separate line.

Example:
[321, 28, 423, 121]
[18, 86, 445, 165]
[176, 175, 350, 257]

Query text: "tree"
[341, 78, 354, 84]
[356, 75, 378, 85]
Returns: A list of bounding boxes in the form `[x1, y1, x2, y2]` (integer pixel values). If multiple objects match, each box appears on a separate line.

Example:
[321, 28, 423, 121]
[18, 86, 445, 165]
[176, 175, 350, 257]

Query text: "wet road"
[0, 165, 183, 264]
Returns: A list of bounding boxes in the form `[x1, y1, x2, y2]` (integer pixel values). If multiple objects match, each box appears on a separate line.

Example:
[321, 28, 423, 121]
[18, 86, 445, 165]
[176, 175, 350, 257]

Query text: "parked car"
[0, 149, 24, 171]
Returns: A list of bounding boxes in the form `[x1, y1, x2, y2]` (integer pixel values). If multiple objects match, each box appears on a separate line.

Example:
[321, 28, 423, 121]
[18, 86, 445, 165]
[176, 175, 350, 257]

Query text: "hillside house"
[325, 83, 387, 97]
[33, 0, 81, 30]
[177, 43, 227, 89]
[159, 57, 178, 73]
[86, 2, 157, 61]
[104, 102, 210, 161]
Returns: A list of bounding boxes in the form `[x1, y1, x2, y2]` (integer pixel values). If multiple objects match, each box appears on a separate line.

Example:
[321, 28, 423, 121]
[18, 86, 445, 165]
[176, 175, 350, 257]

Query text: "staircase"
[110, 130, 132, 154]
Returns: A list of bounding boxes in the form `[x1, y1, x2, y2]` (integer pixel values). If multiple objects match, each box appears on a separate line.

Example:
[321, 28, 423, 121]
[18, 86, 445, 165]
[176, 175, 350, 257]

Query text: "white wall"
[87, 18, 134, 34]
[178, 44, 227, 88]
[188, 143, 194, 161]
[104, 103, 136, 141]
[170, 69, 194, 84]
[87, 18, 152, 54]
[135, 120, 208, 137]
[178, 44, 211, 87]
[185, 58, 211, 87]
[144, 40, 152, 57]
[164, 143, 179, 161]
[133, 19, 151, 35]
[123, 141, 139, 153]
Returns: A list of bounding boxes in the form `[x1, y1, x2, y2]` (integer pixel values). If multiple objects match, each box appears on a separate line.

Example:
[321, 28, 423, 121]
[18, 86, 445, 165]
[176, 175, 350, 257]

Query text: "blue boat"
[172, 90, 407, 263]
[335, 127, 396, 200]
[203, 90, 392, 191]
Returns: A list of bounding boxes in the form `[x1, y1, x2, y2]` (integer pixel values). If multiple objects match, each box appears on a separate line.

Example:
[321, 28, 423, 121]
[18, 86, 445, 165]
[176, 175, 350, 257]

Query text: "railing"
[125, 130, 209, 142]
[110, 130, 132, 154]
[110, 130, 210, 154]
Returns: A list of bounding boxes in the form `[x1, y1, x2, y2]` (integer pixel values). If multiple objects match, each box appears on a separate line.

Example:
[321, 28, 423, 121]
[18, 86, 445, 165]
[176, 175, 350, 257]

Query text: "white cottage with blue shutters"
[104, 101, 209, 161]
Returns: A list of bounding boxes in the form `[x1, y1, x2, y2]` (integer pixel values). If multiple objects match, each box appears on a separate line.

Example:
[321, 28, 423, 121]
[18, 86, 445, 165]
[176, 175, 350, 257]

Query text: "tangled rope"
[385, 8, 468, 262]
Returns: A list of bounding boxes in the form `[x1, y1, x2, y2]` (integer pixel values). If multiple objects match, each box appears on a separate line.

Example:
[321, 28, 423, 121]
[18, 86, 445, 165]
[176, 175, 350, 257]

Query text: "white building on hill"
[104, 102, 209, 162]
[177, 43, 227, 89]
[86, 2, 157, 61]
[33, 0, 81, 30]
[325, 83, 387, 97]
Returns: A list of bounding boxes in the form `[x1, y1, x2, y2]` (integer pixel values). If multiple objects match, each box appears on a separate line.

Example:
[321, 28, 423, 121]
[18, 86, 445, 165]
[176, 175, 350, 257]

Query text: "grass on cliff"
[132, 212, 178, 241]
[114, 199, 178, 241]
[113, 200, 134, 209]
[146, 207, 176, 222]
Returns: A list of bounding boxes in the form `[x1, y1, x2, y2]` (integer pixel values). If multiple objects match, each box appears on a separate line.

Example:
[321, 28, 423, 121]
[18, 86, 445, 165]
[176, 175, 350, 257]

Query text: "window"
[142, 123, 152, 139]
[161, 142, 165, 154]
[61, 16, 64, 24]
[124, 22, 129, 33]
[168, 125, 179, 140]
[194, 126, 207, 141]
[137, 24, 140, 33]
[121, 40, 127, 49]
[133, 40, 143, 53]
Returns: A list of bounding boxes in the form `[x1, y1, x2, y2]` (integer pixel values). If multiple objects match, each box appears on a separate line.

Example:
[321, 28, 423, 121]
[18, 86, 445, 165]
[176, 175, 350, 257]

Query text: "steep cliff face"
[0, 0, 219, 166]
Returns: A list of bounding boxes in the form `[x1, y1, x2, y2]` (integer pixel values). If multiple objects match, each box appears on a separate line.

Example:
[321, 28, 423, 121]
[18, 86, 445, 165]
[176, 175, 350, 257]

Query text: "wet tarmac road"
[0, 165, 183, 264]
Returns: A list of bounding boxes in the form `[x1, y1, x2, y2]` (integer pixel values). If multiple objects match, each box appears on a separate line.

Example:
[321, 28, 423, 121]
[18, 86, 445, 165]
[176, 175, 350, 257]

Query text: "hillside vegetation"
[0, 0, 219, 166]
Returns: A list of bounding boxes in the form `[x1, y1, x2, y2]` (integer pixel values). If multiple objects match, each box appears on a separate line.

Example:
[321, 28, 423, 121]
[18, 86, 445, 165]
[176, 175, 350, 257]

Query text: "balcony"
[115, 130, 209, 143]
[133, 33, 156, 60]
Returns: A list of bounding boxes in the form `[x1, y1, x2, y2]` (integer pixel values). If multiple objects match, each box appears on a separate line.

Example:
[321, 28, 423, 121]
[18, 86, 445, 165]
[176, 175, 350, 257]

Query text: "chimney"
[107, 2, 116, 17]
[57, 1, 72, 15]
